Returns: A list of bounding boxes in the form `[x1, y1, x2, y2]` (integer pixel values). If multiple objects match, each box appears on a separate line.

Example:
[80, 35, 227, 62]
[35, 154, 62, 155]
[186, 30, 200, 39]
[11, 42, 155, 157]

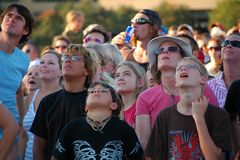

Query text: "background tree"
[209, 0, 240, 30]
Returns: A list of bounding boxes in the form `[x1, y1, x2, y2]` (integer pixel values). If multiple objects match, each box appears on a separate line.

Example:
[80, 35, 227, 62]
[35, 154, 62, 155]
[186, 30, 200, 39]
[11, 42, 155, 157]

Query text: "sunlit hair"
[52, 35, 71, 48]
[0, 4, 34, 44]
[115, 61, 147, 98]
[65, 44, 97, 88]
[88, 81, 123, 118]
[41, 50, 62, 69]
[103, 43, 124, 69]
[64, 10, 83, 32]
[177, 57, 208, 77]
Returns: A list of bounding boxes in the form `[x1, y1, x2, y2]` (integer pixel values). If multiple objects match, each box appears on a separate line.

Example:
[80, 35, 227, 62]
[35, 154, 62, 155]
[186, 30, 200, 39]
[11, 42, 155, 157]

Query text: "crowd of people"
[0, 3, 240, 160]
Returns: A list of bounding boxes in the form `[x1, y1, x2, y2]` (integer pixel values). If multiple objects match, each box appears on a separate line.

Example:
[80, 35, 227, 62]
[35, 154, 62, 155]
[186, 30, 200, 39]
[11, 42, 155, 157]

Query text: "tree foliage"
[209, 0, 240, 30]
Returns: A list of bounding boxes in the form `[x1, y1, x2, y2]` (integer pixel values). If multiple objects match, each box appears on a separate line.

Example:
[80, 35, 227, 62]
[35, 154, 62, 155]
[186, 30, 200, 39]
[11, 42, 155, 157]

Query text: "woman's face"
[207, 40, 221, 64]
[71, 16, 84, 32]
[23, 65, 41, 92]
[157, 41, 182, 71]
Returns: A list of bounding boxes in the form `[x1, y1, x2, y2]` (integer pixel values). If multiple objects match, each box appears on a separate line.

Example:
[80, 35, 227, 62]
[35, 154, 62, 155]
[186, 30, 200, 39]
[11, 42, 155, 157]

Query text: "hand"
[191, 96, 209, 121]
[234, 151, 240, 160]
[111, 32, 126, 46]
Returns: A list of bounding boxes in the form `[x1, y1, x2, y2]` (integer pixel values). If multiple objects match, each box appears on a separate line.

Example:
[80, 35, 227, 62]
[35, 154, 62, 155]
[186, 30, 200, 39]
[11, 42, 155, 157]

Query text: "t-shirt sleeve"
[52, 125, 69, 160]
[124, 123, 143, 159]
[30, 97, 48, 139]
[210, 108, 232, 152]
[136, 92, 150, 115]
[224, 82, 237, 115]
[145, 111, 166, 160]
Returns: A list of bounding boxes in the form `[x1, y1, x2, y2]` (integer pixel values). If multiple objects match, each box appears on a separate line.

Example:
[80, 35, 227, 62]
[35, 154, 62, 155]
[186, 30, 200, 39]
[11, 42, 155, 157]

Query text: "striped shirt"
[207, 72, 227, 108]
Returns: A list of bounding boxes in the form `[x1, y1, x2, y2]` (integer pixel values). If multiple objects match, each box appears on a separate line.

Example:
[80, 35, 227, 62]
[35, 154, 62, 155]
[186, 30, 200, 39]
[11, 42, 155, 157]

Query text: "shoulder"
[139, 85, 162, 97]
[207, 104, 229, 118]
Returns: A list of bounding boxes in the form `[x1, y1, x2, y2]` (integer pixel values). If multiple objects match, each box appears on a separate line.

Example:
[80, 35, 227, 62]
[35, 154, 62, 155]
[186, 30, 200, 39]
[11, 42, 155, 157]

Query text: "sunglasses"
[61, 55, 83, 62]
[88, 88, 110, 94]
[221, 40, 240, 48]
[131, 18, 152, 25]
[155, 46, 179, 55]
[208, 46, 221, 51]
[83, 37, 103, 44]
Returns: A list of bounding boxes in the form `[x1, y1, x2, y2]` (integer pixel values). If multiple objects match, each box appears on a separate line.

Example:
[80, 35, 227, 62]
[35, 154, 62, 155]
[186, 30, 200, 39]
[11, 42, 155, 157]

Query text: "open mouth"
[162, 56, 170, 60]
[28, 80, 36, 85]
[180, 72, 188, 78]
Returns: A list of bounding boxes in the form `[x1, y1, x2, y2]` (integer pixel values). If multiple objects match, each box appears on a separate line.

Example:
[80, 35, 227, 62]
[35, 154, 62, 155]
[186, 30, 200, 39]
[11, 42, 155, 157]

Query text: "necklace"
[86, 116, 111, 134]
[163, 85, 177, 105]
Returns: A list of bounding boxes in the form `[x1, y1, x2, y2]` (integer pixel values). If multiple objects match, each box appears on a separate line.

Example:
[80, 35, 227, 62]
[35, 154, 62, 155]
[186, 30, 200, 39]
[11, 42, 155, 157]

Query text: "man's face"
[1, 8, 28, 37]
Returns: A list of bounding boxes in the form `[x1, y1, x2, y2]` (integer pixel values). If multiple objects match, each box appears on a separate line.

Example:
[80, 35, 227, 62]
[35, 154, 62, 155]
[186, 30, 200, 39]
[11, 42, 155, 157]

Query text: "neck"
[41, 79, 61, 94]
[87, 109, 112, 121]
[177, 86, 202, 115]
[64, 77, 86, 92]
[120, 92, 136, 110]
[0, 32, 20, 53]
[223, 62, 240, 88]
[161, 70, 178, 96]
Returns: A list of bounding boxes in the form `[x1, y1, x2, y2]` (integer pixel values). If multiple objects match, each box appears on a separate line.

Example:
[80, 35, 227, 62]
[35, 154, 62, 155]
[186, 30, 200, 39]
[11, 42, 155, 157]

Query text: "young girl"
[114, 61, 147, 128]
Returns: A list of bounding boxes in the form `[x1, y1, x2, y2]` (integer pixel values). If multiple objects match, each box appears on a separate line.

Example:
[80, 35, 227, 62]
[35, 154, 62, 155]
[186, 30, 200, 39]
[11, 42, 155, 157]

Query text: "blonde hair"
[65, 44, 97, 88]
[66, 10, 83, 24]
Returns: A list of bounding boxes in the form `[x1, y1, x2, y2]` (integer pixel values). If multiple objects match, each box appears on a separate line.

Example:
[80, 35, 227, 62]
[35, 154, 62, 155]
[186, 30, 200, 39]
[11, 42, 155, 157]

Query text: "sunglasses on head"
[131, 18, 152, 25]
[155, 46, 180, 55]
[221, 40, 240, 48]
[83, 37, 103, 44]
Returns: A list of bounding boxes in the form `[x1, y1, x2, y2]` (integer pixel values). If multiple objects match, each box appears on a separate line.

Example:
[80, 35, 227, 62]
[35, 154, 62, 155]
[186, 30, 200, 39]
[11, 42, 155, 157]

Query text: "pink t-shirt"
[136, 84, 219, 128]
[123, 102, 136, 128]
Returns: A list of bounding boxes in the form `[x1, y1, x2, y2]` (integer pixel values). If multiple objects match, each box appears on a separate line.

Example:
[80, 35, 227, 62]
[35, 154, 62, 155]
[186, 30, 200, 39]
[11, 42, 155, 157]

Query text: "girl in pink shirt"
[115, 61, 147, 128]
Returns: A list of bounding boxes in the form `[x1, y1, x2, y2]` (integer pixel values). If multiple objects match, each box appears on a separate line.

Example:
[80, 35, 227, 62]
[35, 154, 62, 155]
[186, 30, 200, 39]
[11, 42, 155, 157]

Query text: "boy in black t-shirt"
[30, 44, 97, 159]
[52, 81, 143, 160]
[145, 57, 231, 160]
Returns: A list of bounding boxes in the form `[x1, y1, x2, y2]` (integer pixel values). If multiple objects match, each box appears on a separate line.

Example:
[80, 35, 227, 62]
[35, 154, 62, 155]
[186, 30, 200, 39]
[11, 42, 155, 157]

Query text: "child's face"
[86, 84, 113, 109]
[175, 61, 204, 88]
[114, 65, 138, 94]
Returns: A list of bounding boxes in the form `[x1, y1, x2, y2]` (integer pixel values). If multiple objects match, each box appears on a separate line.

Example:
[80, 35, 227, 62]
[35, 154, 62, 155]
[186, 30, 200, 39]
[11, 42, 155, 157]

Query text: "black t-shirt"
[126, 49, 149, 71]
[145, 104, 231, 160]
[224, 79, 240, 121]
[53, 117, 143, 160]
[30, 88, 88, 159]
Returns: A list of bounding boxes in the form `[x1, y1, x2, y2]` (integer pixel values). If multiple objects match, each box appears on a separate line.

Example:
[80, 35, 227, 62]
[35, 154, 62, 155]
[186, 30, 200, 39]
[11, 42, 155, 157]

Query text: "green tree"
[154, 2, 193, 28]
[209, 0, 240, 30]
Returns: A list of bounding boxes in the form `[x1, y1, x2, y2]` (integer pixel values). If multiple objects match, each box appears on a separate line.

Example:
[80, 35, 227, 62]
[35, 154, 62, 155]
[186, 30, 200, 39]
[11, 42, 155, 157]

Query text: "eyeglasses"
[131, 18, 152, 25]
[83, 37, 103, 44]
[88, 88, 110, 94]
[176, 64, 202, 75]
[221, 40, 240, 48]
[208, 46, 221, 51]
[61, 55, 83, 62]
[55, 45, 67, 49]
[155, 46, 180, 55]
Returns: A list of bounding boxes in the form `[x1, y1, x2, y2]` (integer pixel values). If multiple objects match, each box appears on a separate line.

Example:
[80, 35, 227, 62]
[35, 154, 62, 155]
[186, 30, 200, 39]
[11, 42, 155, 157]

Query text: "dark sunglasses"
[208, 46, 221, 51]
[155, 46, 179, 55]
[221, 40, 240, 48]
[61, 55, 83, 62]
[131, 18, 152, 25]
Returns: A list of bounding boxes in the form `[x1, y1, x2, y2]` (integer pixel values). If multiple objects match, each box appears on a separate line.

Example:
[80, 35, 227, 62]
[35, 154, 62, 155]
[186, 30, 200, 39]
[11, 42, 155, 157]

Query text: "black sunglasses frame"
[221, 40, 240, 48]
[131, 18, 153, 25]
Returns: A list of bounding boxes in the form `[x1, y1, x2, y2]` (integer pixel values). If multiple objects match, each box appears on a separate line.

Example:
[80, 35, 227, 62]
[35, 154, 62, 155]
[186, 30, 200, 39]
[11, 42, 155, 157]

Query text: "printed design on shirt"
[73, 140, 97, 159]
[129, 141, 141, 155]
[55, 139, 66, 153]
[99, 140, 123, 159]
[168, 130, 204, 160]
[72, 140, 124, 159]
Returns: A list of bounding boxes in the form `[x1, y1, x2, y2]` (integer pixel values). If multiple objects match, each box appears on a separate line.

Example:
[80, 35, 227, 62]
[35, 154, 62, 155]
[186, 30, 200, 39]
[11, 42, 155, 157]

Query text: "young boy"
[145, 57, 231, 160]
[52, 81, 143, 160]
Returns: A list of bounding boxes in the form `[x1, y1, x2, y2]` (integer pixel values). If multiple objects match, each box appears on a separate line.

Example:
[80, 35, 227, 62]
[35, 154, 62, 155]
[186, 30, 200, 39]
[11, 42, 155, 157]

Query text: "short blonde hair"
[65, 10, 83, 24]
[65, 44, 97, 88]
